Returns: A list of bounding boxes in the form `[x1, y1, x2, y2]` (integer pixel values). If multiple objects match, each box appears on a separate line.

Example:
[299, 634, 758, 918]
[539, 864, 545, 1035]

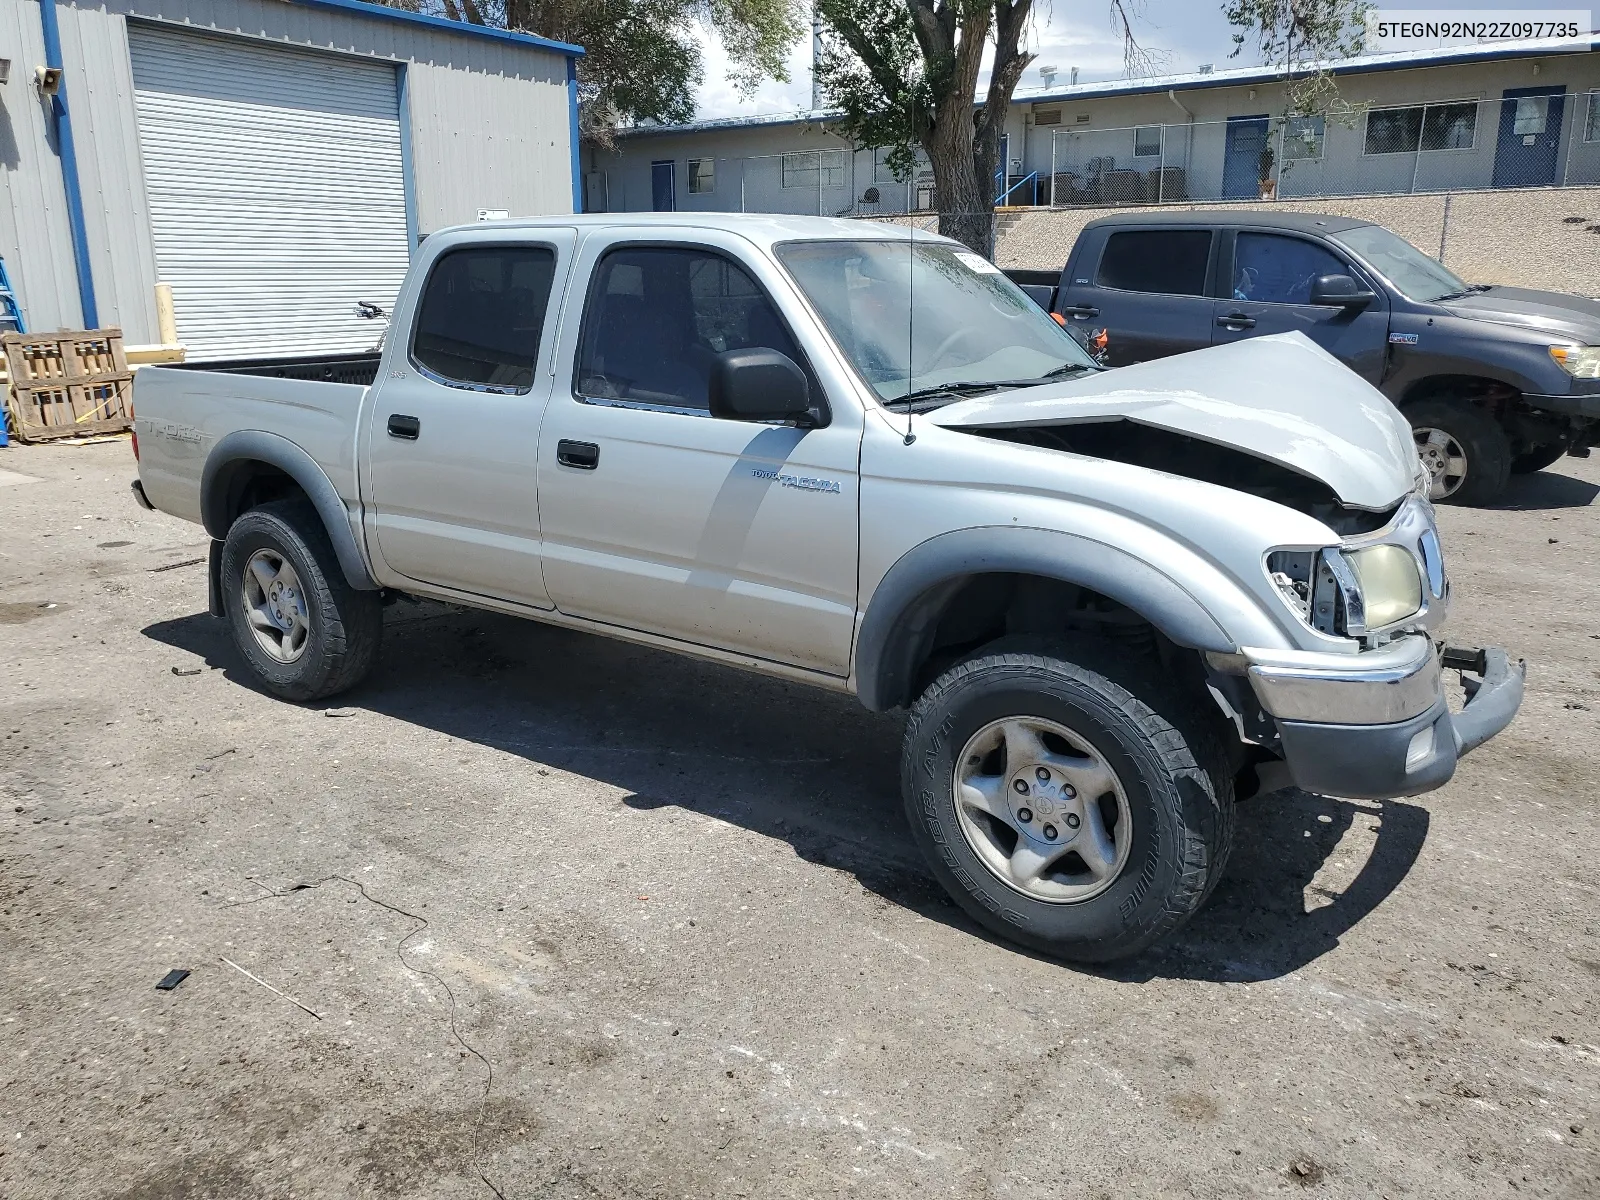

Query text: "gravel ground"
[1, 439, 1596, 1200]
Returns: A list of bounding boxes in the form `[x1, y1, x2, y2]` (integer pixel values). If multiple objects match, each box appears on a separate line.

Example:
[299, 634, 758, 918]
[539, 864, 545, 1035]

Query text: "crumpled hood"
[1439, 286, 1600, 343]
[927, 332, 1418, 510]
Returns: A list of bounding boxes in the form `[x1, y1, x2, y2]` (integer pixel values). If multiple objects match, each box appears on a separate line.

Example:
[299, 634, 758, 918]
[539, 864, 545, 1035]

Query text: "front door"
[1493, 87, 1566, 188]
[364, 231, 575, 608]
[1211, 230, 1389, 383]
[536, 234, 863, 676]
[651, 160, 676, 211]
[1223, 116, 1269, 200]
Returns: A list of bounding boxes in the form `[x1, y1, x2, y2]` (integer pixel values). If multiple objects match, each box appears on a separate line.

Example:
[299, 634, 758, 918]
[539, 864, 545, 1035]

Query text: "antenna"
[903, 220, 915, 446]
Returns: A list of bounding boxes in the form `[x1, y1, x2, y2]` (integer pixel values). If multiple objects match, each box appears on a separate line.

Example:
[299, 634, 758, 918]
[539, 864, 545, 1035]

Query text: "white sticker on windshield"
[953, 250, 1002, 274]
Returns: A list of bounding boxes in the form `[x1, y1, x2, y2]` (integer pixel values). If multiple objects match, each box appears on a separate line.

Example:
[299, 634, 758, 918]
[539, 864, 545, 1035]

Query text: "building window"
[1283, 114, 1325, 161]
[1034, 108, 1062, 127]
[873, 147, 899, 183]
[782, 149, 846, 189]
[1586, 91, 1600, 142]
[1133, 126, 1162, 157]
[688, 158, 715, 194]
[1364, 101, 1477, 155]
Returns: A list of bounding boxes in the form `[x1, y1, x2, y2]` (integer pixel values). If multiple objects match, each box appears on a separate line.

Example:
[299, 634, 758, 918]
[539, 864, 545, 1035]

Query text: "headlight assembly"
[1549, 345, 1600, 379]
[1344, 544, 1424, 629]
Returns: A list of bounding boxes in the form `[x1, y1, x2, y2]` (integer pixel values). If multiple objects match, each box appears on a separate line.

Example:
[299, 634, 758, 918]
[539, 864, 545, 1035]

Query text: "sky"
[689, 0, 1569, 120]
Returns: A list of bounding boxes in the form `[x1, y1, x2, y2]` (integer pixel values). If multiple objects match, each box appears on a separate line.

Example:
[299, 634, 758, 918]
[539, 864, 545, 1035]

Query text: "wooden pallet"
[3, 328, 133, 443]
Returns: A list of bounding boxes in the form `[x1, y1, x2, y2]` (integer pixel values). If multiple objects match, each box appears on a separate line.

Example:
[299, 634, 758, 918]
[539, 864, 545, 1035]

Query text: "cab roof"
[432, 212, 958, 251]
[1080, 209, 1374, 234]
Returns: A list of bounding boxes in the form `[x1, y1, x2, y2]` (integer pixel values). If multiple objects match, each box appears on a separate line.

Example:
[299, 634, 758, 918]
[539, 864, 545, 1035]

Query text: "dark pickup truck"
[1007, 211, 1600, 505]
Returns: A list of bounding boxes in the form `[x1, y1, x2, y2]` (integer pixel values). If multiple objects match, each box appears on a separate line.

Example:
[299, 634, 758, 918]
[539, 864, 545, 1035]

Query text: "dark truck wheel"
[900, 638, 1233, 964]
[1408, 399, 1511, 506]
[220, 500, 382, 701]
[1511, 443, 1568, 475]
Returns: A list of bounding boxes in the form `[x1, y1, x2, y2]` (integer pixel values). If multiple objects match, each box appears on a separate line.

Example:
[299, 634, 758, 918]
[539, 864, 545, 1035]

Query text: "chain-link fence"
[1043, 92, 1600, 207]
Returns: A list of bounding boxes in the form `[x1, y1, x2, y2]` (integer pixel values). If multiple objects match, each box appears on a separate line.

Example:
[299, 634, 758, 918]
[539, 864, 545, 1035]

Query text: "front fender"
[201, 430, 378, 591]
[853, 525, 1244, 712]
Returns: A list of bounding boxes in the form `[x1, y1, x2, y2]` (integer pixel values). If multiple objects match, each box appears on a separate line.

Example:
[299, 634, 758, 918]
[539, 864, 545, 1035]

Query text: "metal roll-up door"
[128, 26, 411, 361]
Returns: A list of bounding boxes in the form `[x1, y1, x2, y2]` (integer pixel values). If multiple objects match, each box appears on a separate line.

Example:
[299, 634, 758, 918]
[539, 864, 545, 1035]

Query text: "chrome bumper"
[1240, 637, 1525, 799]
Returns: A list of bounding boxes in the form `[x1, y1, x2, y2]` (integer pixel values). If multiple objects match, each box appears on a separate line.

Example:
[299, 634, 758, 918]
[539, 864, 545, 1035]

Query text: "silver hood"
[927, 333, 1418, 510]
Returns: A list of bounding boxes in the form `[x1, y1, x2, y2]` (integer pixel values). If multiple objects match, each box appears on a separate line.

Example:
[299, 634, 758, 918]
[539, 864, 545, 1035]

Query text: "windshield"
[774, 238, 1096, 404]
[1330, 224, 1468, 303]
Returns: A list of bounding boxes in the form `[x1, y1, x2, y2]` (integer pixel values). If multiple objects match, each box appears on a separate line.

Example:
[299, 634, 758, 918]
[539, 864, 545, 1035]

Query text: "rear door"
[1211, 229, 1389, 383]
[364, 230, 576, 608]
[1058, 226, 1217, 366]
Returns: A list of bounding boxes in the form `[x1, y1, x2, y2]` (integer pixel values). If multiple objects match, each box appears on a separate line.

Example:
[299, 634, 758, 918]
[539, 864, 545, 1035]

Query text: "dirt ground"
[1, 439, 1596, 1200]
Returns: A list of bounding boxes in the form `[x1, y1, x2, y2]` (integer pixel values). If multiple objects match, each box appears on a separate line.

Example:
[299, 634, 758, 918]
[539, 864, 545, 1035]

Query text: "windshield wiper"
[1434, 283, 1491, 302]
[888, 363, 1097, 411]
[889, 380, 1016, 410]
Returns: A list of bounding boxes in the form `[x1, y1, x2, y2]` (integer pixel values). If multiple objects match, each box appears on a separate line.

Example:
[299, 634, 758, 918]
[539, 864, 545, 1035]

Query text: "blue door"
[1493, 87, 1566, 188]
[1223, 116, 1269, 200]
[651, 160, 676, 211]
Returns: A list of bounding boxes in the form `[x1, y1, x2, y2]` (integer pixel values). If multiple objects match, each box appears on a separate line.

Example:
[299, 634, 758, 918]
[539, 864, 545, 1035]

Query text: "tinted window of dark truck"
[1095, 230, 1212, 295]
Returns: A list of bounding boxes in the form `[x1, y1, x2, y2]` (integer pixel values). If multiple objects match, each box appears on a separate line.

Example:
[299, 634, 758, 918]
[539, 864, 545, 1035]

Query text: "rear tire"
[220, 500, 382, 701]
[1511, 443, 1567, 475]
[1407, 399, 1511, 506]
[900, 638, 1233, 964]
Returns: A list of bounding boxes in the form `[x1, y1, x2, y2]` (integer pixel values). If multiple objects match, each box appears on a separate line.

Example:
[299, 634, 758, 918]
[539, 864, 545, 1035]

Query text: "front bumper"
[1245, 637, 1525, 799]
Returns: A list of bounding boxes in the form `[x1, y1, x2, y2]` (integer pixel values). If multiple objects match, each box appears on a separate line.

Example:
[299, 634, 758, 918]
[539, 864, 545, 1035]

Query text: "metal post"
[1049, 130, 1058, 208]
[1158, 124, 1166, 204]
[38, 0, 98, 329]
[1439, 193, 1452, 264]
[1562, 91, 1580, 187]
[740, 157, 746, 212]
[1274, 119, 1285, 200]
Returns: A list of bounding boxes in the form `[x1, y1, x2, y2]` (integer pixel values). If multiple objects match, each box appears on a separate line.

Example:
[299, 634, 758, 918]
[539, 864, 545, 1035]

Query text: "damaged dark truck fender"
[129, 214, 1525, 965]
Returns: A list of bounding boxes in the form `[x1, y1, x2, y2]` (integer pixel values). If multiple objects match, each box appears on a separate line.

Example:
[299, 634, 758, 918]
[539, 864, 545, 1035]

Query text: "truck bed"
[133, 366, 368, 529]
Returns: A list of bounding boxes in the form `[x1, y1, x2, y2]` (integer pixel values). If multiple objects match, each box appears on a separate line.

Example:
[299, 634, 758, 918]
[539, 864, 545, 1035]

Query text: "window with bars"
[1364, 101, 1477, 155]
[782, 149, 847, 189]
[1283, 115, 1325, 161]
[688, 158, 715, 194]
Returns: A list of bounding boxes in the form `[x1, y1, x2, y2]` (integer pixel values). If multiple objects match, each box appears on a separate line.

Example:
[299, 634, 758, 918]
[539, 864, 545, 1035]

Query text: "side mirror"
[1309, 273, 1377, 309]
[709, 348, 817, 425]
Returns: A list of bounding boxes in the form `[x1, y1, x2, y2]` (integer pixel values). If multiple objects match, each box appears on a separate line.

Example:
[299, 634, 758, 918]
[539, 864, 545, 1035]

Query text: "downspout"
[567, 56, 582, 213]
[39, 0, 98, 328]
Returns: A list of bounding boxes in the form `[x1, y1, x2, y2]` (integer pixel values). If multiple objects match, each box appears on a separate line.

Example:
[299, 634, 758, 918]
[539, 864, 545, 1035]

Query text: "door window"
[1095, 230, 1212, 296]
[1231, 234, 1349, 305]
[410, 246, 556, 391]
[576, 246, 808, 411]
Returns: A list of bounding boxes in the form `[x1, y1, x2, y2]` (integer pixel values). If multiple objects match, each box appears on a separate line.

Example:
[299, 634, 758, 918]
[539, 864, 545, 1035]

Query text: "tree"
[815, 1, 1147, 258]
[1226, 1, 1369, 116]
[381, 0, 803, 143]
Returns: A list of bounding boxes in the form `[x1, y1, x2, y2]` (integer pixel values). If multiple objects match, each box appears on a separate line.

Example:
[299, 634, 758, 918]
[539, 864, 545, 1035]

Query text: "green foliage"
[380, 0, 803, 140]
[813, 0, 928, 182]
[1224, 0, 1372, 117]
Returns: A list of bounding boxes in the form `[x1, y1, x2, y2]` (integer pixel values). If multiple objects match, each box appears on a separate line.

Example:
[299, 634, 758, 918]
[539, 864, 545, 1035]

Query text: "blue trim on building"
[567, 57, 583, 212]
[395, 62, 420, 250]
[39, 0, 98, 329]
[289, 0, 584, 57]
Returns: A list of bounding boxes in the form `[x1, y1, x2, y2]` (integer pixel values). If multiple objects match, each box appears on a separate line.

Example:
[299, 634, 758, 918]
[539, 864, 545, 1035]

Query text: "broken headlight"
[1267, 544, 1424, 636]
[1344, 543, 1423, 629]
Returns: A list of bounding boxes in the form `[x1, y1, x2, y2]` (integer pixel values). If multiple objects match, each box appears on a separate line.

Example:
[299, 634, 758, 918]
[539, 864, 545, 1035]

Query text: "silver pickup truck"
[131, 214, 1524, 963]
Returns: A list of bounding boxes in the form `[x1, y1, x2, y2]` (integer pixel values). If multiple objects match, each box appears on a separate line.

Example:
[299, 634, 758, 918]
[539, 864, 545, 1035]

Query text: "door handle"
[1216, 313, 1257, 329]
[557, 439, 600, 470]
[1061, 304, 1099, 319]
[387, 414, 420, 440]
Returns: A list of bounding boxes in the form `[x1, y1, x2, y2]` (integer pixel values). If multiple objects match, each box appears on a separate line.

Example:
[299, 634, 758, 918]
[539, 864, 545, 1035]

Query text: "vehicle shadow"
[143, 604, 1429, 983]
[1489, 466, 1599, 510]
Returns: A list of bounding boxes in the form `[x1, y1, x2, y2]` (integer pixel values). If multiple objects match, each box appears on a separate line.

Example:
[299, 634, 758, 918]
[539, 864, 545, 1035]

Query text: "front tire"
[1407, 399, 1511, 506]
[900, 639, 1233, 964]
[220, 500, 382, 701]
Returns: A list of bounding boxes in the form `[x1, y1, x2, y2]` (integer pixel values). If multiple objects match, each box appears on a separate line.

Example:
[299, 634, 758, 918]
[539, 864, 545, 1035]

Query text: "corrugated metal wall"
[0, 0, 159, 339]
[407, 58, 571, 230]
[0, 0, 572, 348]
